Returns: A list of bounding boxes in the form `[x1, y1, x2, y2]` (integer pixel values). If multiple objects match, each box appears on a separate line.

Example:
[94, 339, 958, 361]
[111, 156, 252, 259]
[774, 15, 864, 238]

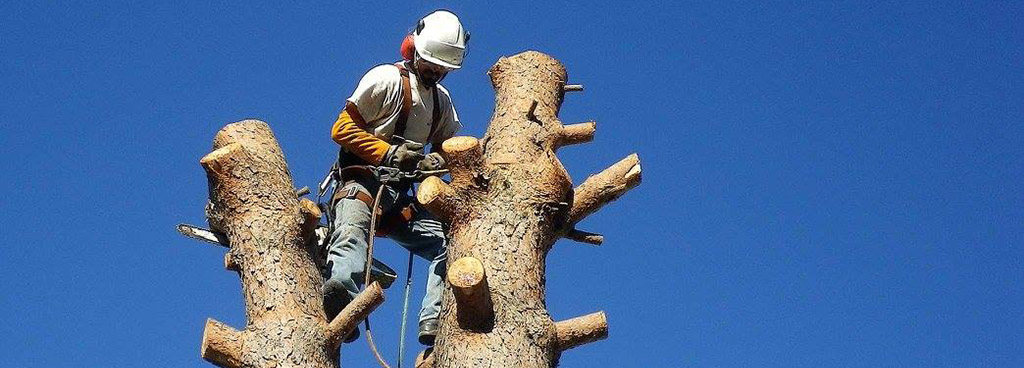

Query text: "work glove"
[384, 142, 424, 172]
[417, 152, 447, 171]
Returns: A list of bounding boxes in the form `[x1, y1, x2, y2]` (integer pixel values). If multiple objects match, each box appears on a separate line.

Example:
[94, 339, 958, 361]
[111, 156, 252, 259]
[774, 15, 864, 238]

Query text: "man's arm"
[331, 101, 391, 165]
[331, 65, 404, 165]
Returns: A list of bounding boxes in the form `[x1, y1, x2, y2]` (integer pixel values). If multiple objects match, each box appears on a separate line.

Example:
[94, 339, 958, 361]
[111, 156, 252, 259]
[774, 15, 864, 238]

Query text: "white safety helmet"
[413, 10, 469, 70]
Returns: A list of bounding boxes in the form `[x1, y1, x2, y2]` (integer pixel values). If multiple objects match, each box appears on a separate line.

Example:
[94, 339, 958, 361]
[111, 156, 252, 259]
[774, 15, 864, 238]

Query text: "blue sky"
[1, 1, 1021, 367]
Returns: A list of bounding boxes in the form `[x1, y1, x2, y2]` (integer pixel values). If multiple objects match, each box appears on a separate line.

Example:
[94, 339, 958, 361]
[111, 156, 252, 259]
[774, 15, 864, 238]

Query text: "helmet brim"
[414, 37, 464, 69]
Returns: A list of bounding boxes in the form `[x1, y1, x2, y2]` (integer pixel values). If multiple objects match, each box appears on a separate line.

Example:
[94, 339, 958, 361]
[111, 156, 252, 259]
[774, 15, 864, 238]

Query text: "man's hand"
[384, 142, 425, 171]
[417, 152, 447, 171]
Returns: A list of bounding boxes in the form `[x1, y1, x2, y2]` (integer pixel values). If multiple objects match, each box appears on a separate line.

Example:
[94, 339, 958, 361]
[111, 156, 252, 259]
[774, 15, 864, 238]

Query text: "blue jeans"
[325, 177, 447, 323]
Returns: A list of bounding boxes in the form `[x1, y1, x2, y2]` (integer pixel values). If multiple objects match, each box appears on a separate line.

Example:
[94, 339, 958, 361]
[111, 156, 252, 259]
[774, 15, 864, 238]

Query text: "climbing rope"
[362, 184, 393, 368]
[397, 251, 415, 368]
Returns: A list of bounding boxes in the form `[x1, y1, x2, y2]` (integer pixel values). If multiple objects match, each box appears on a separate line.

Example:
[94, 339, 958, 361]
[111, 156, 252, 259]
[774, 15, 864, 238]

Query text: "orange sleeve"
[331, 102, 392, 165]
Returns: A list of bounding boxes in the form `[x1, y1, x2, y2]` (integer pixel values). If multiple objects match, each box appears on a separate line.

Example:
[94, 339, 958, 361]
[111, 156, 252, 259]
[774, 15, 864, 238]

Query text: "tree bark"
[419, 51, 641, 367]
[198, 120, 383, 368]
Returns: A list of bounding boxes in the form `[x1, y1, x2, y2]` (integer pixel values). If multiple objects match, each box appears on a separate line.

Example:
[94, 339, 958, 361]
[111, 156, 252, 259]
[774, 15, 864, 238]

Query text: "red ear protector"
[400, 18, 425, 61]
[400, 34, 415, 61]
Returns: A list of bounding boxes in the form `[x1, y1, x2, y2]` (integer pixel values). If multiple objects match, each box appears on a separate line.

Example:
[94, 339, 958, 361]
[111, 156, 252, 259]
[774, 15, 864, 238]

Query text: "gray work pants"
[325, 177, 447, 323]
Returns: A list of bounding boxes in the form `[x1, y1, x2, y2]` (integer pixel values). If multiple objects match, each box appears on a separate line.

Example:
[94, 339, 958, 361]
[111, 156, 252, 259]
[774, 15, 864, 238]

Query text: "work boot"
[323, 279, 359, 343]
[418, 318, 438, 346]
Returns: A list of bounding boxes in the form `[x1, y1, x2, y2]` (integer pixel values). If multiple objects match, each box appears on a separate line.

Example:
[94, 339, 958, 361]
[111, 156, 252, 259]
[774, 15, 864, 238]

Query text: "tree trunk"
[197, 120, 384, 368]
[417, 51, 641, 367]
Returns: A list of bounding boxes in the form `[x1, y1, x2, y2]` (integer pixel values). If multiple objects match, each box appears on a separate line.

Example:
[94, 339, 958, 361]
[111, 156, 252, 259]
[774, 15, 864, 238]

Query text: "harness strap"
[395, 64, 413, 139]
[330, 179, 418, 237]
[427, 86, 441, 144]
[331, 181, 376, 211]
[394, 62, 442, 144]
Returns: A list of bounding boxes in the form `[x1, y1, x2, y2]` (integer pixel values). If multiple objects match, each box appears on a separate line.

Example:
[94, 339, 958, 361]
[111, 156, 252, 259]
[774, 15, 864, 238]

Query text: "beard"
[418, 71, 444, 88]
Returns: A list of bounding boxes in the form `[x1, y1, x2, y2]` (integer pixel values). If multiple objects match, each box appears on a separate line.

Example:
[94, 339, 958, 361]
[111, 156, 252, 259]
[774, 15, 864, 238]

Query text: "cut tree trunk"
[416, 51, 641, 367]
[197, 120, 383, 368]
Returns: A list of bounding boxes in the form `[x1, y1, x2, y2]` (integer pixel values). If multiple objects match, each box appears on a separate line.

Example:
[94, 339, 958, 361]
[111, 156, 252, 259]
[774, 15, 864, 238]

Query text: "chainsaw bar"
[177, 223, 229, 247]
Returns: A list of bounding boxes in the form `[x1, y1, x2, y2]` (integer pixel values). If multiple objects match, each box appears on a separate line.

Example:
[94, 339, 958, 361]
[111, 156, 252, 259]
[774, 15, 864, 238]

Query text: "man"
[323, 9, 468, 346]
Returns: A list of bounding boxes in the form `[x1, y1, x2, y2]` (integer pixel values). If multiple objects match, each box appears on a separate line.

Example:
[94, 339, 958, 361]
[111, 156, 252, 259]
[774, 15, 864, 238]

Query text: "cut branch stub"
[223, 252, 239, 272]
[564, 228, 604, 246]
[441, 136, 484, 186]
[563, 84, 584, 92]
[299, 197, 322, 241]
[201, 318, 244, 368]
[447, 257, 494, 330]
[558, 121, 596, 148]
[525, 99, 539, 121]
[568, 153, 642, 225]
[554, 311, 608, 352]
[417, 176, 458, 222]
[327, 282, 385, 346]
